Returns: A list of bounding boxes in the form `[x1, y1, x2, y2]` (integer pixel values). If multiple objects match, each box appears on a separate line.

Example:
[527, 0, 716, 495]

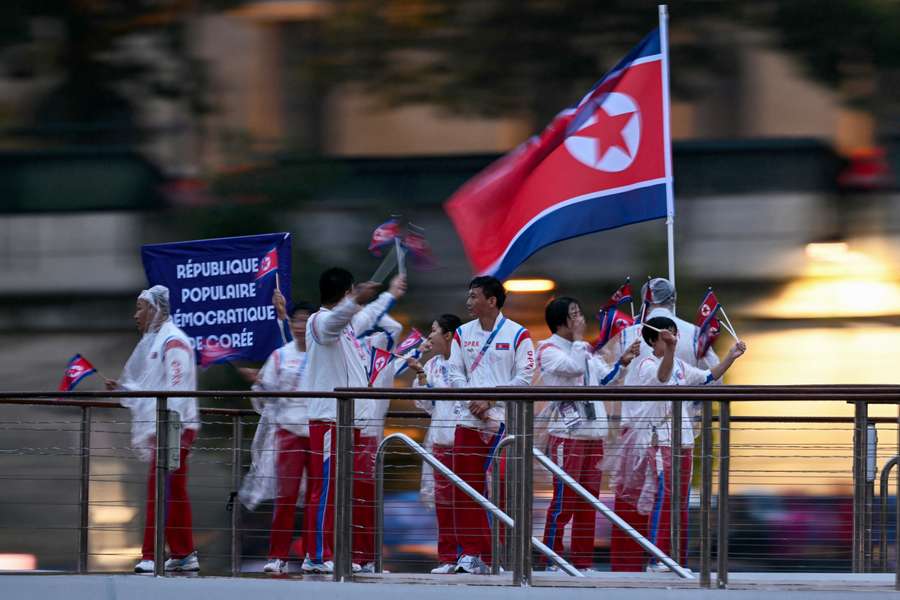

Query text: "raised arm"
[538, 341, 589, 378]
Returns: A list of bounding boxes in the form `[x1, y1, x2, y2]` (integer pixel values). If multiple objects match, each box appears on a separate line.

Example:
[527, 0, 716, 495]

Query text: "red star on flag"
[574, 111, 635, 158]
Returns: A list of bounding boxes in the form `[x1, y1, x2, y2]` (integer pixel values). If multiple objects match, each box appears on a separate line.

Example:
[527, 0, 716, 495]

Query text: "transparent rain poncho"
[118, 285, 199, 461]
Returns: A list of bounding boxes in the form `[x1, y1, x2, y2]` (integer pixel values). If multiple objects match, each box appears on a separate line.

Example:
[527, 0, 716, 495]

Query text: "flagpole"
[659, 4, 676, 288]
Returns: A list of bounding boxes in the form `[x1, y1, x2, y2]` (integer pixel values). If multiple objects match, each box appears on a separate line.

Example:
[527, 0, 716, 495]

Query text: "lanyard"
[469, 316, 507, 374]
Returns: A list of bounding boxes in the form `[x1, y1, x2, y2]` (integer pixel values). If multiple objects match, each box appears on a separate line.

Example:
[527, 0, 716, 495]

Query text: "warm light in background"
[503, 278, 556, 293]
[746, 239, 900, 318]
[0, 554, 36, 571]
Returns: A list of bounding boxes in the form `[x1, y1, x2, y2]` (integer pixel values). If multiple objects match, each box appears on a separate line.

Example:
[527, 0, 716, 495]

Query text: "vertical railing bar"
[333, 397, 354, 581]
[505, 403, 519, 574]
[700, 400, 712, 587]
[853, 401, 865, 573]
[230, 415, 242, 577]
[154, 397, 169, 578]
[671, 398, 682, 568]
[716, 399, 729, 589]
[519, 400, 534, 585]
[78, 406, 91, 574]
[895, 405, 899, 591]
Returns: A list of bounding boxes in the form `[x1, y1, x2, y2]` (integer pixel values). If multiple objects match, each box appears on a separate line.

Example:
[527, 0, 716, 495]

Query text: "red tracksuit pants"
[142, 428, 197, 560]
[432, 444, 457, 564]
[610, 428, 649, 572]
[307, 421, 362, 563]
[352, 435, 378, 565]
[542, 436, 603, 569]
[649, 446, 693, 565]
[268, 428, 310, 560]
[452, 425, 503, 562]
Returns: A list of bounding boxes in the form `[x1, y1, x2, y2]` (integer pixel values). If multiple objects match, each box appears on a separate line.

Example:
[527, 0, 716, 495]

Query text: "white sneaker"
[430, 563, 456, 574]
[579, 568, 603, 576]
[301, 558, 334, 574]
[263, 558, 288, 574]
[164, 551, 199, 572]
[351, 562, 362, 573]
[358, 562, 385, 574]
[134, 559, 154, 574]
[454, 554, 489, 575]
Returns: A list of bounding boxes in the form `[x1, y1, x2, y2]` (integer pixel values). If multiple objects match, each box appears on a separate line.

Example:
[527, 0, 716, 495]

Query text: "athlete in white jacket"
[240, 301, 316, 575]
[106, 285, 199, 574]
[407, 313, 463, 574]
[534, 297, 639, 572]
[302, 269, 406, 572]
[637, 316, 746, 566]
[447, 276, 534, 574]
[604, 278, 721, 571]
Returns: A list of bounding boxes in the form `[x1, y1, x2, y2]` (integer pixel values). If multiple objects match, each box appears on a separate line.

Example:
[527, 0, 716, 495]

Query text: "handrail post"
[230, 415, 242, 577]
[154, 396, 169, 578]
[853, 401, 866, 572]
[505, 402, 519, 572]
[333, 396, 355, 581]
[716, 399, 729, 589]
[512, 399, 533, 586]
[78, 406, 91, 573]
[895, 403, 899, 591]
[375, 433, 386, 573]
[671, 399, 682, 567]
[700, 400, 712, 588]
[865, 421, 877, 572]
[880, 456, 899, 572]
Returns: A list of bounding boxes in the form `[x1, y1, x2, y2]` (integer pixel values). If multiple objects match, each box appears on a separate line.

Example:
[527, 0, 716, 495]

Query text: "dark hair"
[641, 316, 677, 345]
[319, 267, 354, 305]
[435, 313, 462, 335]
[544, 297, 579, 334]
[469, 275, 506, 309]
[289, 300, 318, 318]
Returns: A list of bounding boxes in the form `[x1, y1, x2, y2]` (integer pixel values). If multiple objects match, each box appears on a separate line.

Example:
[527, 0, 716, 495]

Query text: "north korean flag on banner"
[255, 247, 279, 281]
[445, 29, 670, 280]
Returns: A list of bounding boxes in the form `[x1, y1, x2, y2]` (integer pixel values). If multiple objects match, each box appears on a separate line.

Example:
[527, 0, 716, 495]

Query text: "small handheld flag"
[199, 339, 242, 369]
[368, 348, 395, 386]
[58, 354, 97, 391]
[255, 247, 279, 281]
[693, 289, 722, 359]
[593, 281, 636, 350]
[638, 278, 654, 324]
[368, 218, 402, 257]
[402, 223, 437, 270]
[395, 328, 425, 356]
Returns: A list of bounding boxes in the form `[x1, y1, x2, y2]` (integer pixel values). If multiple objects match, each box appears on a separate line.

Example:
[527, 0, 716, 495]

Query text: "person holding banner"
[238, 301, 317, 574]
[447, 276, 534, 574]
[105, 285, 200, 574]
[535, 297, 640, 573]
[605, 278, 721, 571]
[406, 314, 462, 574]
[302, 269, 407, 574]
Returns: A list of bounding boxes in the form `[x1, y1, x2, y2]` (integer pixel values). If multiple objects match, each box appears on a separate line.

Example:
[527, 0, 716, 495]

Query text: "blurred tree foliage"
[319, 0, 900, 127]
[0, 1, 241, 142]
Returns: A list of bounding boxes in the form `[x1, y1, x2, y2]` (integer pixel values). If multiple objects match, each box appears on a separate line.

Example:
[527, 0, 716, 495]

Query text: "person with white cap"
[105, 285, 200, 574]
[603, 278, 720, 572]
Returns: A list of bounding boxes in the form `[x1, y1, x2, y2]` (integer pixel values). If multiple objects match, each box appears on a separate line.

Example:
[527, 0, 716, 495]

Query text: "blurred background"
[1, 0, 900, 577]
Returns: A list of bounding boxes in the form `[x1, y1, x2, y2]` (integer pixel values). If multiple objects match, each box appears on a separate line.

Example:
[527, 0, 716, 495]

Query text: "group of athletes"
[109, 269, 746, 576]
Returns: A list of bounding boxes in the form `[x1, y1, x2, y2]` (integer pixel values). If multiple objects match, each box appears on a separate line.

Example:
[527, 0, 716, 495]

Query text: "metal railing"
[1, 386, 899, 590]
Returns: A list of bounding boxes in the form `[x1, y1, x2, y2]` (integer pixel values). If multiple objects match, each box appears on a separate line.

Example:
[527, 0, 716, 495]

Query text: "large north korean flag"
[445, 29, 671, 280]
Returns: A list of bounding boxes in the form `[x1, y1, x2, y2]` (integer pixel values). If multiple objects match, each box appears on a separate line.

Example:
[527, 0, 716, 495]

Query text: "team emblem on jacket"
[495, 343, 510, 350]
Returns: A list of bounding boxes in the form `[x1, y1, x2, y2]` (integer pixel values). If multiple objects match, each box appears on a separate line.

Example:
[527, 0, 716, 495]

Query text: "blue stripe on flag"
[492, 183, 667, 280]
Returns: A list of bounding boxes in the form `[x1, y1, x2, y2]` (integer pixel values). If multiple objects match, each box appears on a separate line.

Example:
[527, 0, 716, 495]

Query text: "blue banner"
[141, 233, 292, 363]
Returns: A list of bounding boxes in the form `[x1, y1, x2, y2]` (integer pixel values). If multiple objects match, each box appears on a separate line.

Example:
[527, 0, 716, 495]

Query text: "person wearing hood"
[105, 285, 200, 574]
